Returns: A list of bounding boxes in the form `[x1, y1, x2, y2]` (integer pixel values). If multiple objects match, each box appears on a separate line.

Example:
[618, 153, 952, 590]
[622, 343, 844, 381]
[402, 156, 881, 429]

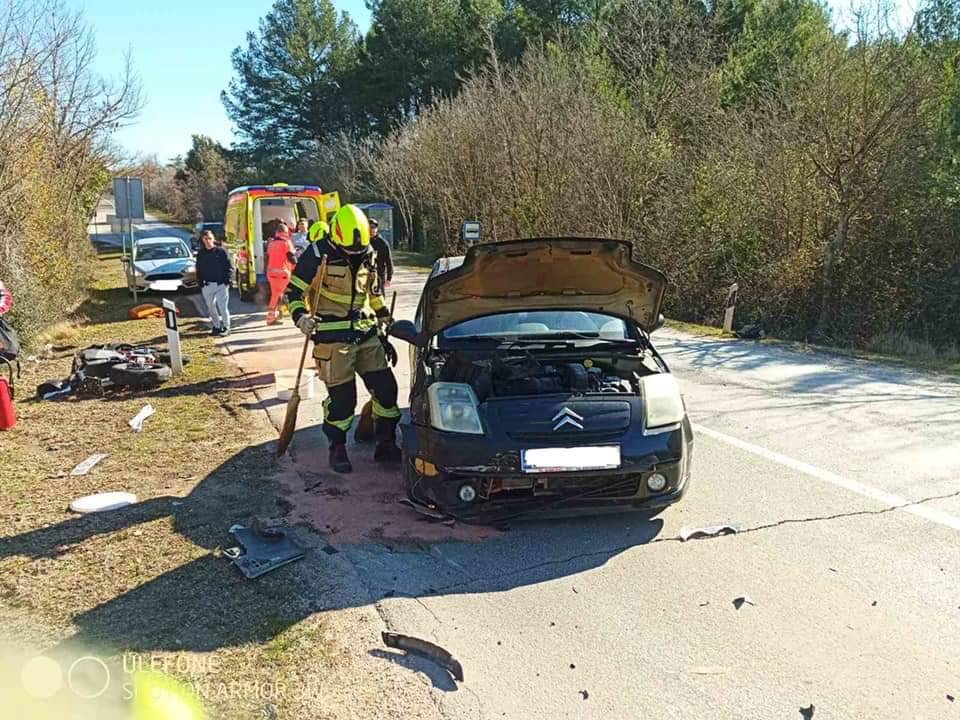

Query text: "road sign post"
[462, 220, 481, 246]
[113, 176, 145, 304]
[161, 298, 184, 376]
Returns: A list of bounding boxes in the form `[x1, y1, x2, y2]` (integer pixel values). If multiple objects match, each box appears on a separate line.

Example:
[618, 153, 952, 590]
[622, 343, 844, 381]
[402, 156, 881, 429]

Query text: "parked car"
[126, 236, 198, 294]
[190, 222, 225, 251]
[388, 237, 693, 520]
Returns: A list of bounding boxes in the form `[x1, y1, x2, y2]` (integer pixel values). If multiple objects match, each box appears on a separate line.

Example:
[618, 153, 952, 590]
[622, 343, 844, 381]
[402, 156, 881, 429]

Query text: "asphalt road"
[152, 210, 960, 719]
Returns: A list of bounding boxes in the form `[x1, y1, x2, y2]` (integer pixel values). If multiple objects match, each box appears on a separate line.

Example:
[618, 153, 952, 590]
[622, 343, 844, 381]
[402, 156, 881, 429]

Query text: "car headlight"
[427, 382, 484, 434]
[641, 373, 685, 429]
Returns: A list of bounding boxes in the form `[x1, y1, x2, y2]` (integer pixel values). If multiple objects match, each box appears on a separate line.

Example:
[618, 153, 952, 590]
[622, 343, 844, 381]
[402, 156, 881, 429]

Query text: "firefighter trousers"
[314, 333, 400, 446]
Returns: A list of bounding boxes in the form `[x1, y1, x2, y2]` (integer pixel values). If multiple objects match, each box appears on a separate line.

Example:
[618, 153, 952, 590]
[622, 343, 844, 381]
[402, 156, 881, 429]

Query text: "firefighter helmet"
[329, 204, 370, 254]
[308, 220, 329, 242]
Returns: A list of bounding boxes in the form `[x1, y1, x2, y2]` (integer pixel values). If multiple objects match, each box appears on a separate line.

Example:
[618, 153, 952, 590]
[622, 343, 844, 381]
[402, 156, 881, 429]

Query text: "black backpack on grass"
[0, 317, 21, 378]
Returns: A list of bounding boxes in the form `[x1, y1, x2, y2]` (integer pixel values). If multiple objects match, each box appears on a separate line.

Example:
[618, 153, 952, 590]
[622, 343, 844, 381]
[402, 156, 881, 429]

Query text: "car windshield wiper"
[516, 332, 638, 344]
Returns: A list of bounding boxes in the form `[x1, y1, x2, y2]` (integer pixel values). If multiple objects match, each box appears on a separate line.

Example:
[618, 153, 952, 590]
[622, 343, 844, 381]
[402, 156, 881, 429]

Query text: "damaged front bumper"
[400, 418, 693, 520]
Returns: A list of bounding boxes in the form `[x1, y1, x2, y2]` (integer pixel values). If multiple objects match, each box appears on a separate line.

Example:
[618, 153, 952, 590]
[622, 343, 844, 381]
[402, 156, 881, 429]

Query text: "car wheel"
[109, 362, 172, 388]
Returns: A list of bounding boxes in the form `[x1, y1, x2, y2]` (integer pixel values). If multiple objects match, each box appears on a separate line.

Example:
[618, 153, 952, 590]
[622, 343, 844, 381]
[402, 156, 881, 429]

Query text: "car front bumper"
[400, 418, 693, 520]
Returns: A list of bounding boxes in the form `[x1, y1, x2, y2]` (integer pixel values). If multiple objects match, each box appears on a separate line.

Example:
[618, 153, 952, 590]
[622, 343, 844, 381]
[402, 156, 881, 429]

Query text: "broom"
[276, 256, 327, 457]
[355, 290, 397, 443]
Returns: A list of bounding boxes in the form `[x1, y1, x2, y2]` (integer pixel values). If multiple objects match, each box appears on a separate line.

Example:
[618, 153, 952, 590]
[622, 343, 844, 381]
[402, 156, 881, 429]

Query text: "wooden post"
[722, 283, 739, 333]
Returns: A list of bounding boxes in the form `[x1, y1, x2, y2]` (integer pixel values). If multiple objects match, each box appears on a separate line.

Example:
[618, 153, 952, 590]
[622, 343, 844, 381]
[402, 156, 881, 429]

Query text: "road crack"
[429, 487, 960, 593]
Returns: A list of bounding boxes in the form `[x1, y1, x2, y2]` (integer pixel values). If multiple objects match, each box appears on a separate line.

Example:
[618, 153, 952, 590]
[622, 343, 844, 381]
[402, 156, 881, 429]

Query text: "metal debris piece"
[679, 522, 745, 542]
[381, 632, 464, 682]
[70, 453, 108, 476]
[228, 524, 305, 579]
[128, 404, 155, 432]
[732, 595, 756, 609]
[399, 496, 451, 521]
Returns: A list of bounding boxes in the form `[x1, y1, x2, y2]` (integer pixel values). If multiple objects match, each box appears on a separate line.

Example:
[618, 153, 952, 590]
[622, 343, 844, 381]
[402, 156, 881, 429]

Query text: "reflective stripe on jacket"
[287, 240, 387, 343]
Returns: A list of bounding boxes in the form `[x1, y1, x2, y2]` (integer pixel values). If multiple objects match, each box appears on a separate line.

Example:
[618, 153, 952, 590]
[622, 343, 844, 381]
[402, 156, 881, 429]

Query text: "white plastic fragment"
[128, 404, 155, 432]
[70, 453, 108, 476]
[69, 492, 138, 514]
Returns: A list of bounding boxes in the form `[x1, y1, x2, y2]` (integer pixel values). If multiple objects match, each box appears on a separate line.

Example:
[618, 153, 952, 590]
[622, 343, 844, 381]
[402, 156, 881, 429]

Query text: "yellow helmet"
[308, 220, 329, 242]
[329, 204, 370, 253]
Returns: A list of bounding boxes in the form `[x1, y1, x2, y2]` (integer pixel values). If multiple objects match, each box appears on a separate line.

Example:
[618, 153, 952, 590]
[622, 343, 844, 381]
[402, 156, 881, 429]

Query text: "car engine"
[433, 352, 641, 400]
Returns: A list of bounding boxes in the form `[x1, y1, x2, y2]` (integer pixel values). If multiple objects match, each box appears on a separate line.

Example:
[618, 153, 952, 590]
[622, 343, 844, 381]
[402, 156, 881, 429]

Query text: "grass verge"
[0, 250, 405, 719]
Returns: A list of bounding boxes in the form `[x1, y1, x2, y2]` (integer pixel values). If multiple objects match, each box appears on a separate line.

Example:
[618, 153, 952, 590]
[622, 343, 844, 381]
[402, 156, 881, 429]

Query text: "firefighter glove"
[381, 337, 398, 367]
[296, 315, 317, 337]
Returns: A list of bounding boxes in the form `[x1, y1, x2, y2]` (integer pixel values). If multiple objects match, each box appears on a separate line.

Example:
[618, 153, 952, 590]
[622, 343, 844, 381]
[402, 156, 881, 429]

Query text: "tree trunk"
[816, 211, 848, 338]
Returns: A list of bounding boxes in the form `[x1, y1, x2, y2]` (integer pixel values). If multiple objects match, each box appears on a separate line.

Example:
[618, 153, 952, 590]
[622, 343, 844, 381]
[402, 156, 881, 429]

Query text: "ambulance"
[224, 183, 340, 300]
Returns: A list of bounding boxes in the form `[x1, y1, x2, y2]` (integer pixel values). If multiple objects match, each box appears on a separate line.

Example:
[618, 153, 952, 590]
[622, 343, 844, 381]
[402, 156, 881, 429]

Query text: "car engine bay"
[429, 349, 658, 401]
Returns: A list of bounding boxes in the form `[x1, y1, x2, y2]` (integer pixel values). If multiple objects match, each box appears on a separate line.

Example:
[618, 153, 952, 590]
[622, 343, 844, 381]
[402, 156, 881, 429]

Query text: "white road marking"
[693, 423, 960, 532]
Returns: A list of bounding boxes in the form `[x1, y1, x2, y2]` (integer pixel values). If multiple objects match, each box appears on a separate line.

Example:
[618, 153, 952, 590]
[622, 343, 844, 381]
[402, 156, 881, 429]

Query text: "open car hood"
[420, 238, 668, 337]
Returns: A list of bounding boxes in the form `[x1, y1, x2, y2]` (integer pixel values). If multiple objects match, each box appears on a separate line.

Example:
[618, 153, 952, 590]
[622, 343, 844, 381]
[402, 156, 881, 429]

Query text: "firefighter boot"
[329, 443, 353, 474]
[373, 417, 402, 463]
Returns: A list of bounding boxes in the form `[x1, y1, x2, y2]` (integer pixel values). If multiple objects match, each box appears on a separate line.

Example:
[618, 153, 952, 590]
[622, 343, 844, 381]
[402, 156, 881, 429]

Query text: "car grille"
[478, 473, 641, 500]
[146, 272, 183, 280]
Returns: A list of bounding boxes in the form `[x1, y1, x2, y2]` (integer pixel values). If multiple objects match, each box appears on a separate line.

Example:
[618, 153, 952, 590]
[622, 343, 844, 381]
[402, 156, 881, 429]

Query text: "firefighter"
[288, 204, 401, 473]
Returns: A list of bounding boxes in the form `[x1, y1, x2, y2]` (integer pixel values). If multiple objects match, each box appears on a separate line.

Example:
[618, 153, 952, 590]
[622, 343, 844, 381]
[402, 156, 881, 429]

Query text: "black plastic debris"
[226, 524, 305, 579]
[679, 523, 745, 542]
[732, 595, 756, 610]
[382, 631, 464, 682]
[579, 690, 589, 700]
[800, 704, 815, 719]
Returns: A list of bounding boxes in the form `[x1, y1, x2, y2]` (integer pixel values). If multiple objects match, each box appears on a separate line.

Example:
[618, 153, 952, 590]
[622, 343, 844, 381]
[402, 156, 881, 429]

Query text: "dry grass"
[0, 252, 411, 719]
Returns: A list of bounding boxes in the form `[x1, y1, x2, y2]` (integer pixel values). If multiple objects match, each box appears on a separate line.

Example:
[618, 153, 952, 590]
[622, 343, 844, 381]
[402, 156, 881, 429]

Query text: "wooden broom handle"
[294, 255, 327, 388]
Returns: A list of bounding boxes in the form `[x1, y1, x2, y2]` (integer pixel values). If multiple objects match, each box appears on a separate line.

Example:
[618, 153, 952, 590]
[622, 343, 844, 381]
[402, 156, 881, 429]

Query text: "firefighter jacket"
[287, 239, 389, 344]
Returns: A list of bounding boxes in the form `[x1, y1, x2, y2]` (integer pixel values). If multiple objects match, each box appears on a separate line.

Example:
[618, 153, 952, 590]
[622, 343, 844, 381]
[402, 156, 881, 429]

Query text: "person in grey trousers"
[196, 229, 232, 335]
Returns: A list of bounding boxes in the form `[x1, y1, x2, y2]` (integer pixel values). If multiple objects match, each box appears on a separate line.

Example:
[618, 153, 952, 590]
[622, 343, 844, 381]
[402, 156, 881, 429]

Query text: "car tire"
[109, 362, 172, 387]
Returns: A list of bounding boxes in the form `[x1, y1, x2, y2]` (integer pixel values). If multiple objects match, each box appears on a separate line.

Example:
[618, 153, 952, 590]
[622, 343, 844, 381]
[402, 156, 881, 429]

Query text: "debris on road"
[70, 453, 108, 476]
[947, 694, 955, 702]
[732, 595, 756, 609]
[871, 600, 878, 607]
[579, 690, 589, 700]
[680, 522, 745, 542]
[799, 703, 815, 718]
[688, 666, 728, 675]
[226, 523, 306, 579]
[699, 601, 710, 607]
[69, 491, 138, 514]
[128, 404, 155, 432]
[381, 631, 464, 682]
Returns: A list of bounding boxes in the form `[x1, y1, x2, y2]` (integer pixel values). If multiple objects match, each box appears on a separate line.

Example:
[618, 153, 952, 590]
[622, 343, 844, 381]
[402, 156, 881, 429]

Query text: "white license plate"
[150, 279, 181, 291]
[521, 446, 621, 473]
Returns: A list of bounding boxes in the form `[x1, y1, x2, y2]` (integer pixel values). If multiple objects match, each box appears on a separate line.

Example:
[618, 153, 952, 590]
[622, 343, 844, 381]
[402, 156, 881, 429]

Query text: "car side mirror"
[652, 313, 665, 332]
[388, 319, 419, 345]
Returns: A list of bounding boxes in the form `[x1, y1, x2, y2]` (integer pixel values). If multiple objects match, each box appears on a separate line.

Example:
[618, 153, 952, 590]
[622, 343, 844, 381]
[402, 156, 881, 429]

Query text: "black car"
[388, 237, 693, 521]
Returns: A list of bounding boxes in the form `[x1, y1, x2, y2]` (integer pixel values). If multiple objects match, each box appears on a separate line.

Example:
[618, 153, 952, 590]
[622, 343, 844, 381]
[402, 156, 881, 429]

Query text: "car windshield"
[441, 311, 630, 342]
[137, 242, 189, 260]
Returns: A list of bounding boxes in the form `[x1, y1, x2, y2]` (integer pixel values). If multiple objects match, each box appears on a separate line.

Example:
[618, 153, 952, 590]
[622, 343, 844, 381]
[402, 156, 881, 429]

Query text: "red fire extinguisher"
[0, 356, 15, 430]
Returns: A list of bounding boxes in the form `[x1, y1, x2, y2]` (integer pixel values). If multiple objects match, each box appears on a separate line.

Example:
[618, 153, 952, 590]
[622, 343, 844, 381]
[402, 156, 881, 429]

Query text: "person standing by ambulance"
[287, 204, 400, 473]
[265, 225, 296, 325]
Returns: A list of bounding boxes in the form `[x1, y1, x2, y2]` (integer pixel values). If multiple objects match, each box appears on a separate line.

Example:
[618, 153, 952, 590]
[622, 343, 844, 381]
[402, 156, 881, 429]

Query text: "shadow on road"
[0, 438, 664, 657]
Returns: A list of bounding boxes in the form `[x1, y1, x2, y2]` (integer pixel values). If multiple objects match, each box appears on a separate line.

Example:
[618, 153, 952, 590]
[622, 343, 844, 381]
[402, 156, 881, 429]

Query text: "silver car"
[126, 236, 198, 293]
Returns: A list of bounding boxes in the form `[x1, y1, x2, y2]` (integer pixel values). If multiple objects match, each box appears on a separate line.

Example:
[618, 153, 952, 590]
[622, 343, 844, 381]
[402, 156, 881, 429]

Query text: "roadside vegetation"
[129, 0, 960, 356]
[0, 0, 140, 348]
[0, 251, 396, 719]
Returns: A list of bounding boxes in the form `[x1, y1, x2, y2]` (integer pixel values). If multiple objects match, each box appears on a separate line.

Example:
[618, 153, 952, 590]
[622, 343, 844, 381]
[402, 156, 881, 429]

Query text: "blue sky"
[70, 0, 915, 164]
[70, 0, 371, 163]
